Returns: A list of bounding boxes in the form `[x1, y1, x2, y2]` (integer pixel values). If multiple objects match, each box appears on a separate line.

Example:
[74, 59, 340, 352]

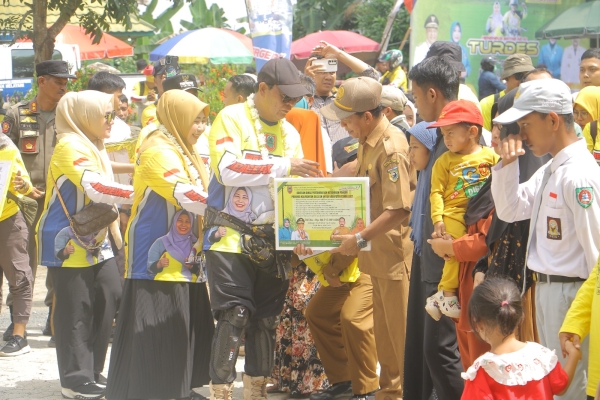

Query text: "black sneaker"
[43, 308, 52, 336]
[350, 391, 376, 400]
[2, 322, 13, 341]
[61, 382, 105, 399]
[94, 373, 107, 387]
[0, 335, 31, 357]
[94, 373, 107, 385]
[48, 336, 56, 348]
[310, 381, 352, 400]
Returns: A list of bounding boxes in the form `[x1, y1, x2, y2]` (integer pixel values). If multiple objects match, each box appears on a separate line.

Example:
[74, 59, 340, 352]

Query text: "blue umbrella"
[150, 28, 253, 64]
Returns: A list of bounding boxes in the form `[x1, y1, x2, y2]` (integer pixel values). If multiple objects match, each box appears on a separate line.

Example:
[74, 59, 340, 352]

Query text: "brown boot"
[209, 381, 233, 400]
[243, 373, 268, 400]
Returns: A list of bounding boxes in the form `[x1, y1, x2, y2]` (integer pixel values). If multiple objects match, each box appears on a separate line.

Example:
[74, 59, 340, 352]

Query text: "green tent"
[536, 0, 600, 39]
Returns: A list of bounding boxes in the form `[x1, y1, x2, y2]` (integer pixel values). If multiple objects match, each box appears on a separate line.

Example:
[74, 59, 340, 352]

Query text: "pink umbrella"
[291, 30, 380, 59]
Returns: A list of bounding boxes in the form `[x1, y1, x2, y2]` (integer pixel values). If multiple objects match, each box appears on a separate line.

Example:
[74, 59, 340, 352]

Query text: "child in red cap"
[425, 100, 499, 320]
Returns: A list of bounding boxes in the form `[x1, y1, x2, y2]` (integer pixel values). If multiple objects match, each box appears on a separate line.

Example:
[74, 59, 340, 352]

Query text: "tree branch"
[47, 0, 82, 39]
[8, 9, 33, 45]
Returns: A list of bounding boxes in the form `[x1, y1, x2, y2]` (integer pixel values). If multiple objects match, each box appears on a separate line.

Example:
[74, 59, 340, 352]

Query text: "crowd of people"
[1, 34, 600, 400]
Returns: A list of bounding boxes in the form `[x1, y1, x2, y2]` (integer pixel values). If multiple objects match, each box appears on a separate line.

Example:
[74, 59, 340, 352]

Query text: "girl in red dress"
[461, 277, 581, 399]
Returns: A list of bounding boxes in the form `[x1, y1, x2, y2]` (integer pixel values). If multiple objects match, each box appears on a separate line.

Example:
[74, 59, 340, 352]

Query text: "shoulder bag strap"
[49, 167, 72, 223]
[49, 167, 104, 251]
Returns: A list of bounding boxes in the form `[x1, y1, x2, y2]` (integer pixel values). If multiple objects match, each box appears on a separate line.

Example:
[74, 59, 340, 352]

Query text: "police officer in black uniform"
[1, 60, 75, 344]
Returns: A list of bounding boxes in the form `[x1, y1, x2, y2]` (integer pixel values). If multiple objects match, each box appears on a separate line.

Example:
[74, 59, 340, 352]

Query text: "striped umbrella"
[149, 27, 253, 64]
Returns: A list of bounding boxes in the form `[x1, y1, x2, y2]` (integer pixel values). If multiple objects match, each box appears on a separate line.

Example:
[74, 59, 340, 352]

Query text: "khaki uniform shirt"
[356, 117, 416, 280]
[2, 97, 56, 189]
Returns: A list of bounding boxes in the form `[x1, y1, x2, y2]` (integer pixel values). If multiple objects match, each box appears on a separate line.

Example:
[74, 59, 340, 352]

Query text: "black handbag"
[50, 168, 118, 249]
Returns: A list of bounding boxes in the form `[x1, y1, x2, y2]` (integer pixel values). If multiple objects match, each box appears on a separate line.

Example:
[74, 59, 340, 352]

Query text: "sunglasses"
[105, 110, 116, 124]
[277, 88, 302, 105]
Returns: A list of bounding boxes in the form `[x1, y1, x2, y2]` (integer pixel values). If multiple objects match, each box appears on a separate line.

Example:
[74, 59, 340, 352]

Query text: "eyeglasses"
[105, 110, 116, 124]
[574, 110, 590, 119]
[277, 88, 302, 105]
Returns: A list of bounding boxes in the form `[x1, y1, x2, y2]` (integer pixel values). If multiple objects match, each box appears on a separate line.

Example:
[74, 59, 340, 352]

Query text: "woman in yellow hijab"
[574, 86, 600, 152]
[37, 90, 135, 399]
[106, 90, 214, 400]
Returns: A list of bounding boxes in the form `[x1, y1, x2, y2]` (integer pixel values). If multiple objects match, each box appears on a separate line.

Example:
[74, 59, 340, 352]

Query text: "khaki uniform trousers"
[305, 273, 379, 395]
[372, 273, 409, 400]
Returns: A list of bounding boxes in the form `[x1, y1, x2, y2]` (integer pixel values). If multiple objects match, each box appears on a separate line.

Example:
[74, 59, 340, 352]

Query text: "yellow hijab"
[55, 90, 123, 248]
[575, 86, 600, 120]
[141, 90, 210, 191]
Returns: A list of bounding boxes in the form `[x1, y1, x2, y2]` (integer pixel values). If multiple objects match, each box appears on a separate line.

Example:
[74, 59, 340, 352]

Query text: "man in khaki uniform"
[321, 77, 416, 400]
[1, 60, 74, 343]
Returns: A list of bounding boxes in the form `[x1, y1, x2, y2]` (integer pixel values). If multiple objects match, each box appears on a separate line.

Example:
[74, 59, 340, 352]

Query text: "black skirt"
[106, 279, 215, 400]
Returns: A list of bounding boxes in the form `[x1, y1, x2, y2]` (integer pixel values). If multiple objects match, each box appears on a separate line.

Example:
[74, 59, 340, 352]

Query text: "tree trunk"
[32, 0, 53, 64]
[32, 0, 83, 64]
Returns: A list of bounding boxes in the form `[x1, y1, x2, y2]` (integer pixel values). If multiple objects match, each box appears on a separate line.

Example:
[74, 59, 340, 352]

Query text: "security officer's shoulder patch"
[1, 118, 11, 134]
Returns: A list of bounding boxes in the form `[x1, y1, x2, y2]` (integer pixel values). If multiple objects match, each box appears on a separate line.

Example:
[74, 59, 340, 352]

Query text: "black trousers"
[404, 254, 464, 400]
[50, 258, 122, 389]
[205, 251, 289, 320]
[423, 281, 464, 400]
[205, 251, 289, 383]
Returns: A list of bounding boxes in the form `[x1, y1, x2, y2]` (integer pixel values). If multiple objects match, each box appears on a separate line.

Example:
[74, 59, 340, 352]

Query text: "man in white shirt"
[492, 79, 600, 399]
[561, 39, 587, 86]
[413, 14, 439, 66]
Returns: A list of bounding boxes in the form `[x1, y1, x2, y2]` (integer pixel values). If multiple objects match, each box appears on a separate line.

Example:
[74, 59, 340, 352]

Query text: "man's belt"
[536, 273, 585, 283]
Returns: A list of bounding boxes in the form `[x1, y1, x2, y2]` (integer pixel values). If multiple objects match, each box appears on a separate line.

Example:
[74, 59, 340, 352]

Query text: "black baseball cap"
[163, 74, 202, 93]
[257, 58, 309, 98]
[35, 60, 76, 79]
[332, 136, 359, 168]
[425, 42, 466, 73]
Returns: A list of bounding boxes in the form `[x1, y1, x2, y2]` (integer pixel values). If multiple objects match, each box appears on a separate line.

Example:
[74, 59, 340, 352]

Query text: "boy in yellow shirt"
[425, 100, 499, 320]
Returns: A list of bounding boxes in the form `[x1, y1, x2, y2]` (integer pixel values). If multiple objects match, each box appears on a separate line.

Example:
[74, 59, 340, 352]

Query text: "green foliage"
[111, 56, 137, 73]
[135, 0, 184, 55]
[292, 0, 359, 39]
[355, 0, 410, 56]
[180, 63, 245, 120]
[0, 0, 140, 45]
[180, 0, 245, 33]
[66, 66, 96, 92]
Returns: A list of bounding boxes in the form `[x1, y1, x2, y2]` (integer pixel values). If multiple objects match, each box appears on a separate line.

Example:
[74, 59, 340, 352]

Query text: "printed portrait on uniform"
[147, 210, 202, 282]
[53, 226, 110, 267]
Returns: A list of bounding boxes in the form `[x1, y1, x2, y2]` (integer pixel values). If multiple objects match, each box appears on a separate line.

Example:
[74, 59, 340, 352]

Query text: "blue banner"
[245, 0, 294, 71]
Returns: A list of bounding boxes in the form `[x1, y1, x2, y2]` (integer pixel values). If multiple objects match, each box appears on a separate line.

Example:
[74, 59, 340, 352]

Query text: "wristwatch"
[355, 233, 368, 249]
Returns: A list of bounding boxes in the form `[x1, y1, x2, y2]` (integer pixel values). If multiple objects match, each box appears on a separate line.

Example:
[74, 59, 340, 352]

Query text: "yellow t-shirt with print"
[430, 146, 499, 224]
[205, 102, 303, 254]
[0, 145, 33, 222]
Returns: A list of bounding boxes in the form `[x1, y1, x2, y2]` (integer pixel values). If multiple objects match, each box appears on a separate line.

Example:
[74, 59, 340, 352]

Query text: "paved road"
[0, 267, 292, 400]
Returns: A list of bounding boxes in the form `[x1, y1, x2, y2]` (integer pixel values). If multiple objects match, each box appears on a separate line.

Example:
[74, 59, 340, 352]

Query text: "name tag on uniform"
[21, 130, 38, 137]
